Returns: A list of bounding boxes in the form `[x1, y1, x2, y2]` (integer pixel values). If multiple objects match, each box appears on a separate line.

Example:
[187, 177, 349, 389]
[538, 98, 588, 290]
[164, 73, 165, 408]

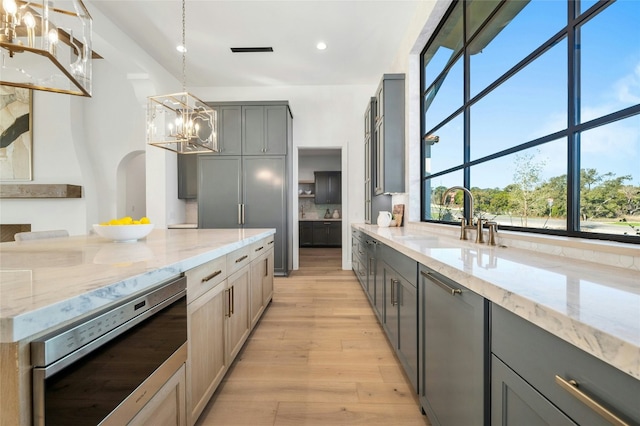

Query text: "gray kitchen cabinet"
[314, 171, 341, 204]
[213, 105, 242, 155]
[177, 154, 197, 199]
[492, 356, 576, 426]
[177, 106, 243, 199]
[299, 222, 313, 247]
[351, 229, 366, 288]
[198, 155, 287, 275]
[242, 105, 288, 155]
[362, 237, 376, 305]
[382, 246, 418, 392]
[374, 74, 405, 195]
[363, 97, 391, 223]
[311, 221, 341, 246]
[491, 304, 640, 425]
[419, 265, 488, 426]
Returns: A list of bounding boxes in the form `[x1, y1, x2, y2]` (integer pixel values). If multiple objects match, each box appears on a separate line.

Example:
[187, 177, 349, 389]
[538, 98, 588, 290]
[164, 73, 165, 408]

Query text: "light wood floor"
[196, 247, 430, 426]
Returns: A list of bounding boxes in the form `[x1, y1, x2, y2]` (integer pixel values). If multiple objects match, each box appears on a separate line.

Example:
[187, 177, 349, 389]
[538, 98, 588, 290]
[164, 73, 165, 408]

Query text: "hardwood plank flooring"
[196, 247, 430, 426]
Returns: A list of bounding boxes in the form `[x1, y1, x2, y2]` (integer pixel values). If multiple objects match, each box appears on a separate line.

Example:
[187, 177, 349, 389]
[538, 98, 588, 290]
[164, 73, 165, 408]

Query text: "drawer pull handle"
[268, 240, 274, 245]
[201, 270, 222, 283]
[421, 270, 461, 295]
[255, 246, 264, 252]
[235, 255, 248, 263]
[555, 375, 630, 426]
[390, 279, 399, 306]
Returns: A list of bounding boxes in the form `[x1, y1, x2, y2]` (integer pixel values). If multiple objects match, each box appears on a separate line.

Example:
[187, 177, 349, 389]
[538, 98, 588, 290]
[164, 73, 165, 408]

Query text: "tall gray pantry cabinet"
[197, 102, 292, 276]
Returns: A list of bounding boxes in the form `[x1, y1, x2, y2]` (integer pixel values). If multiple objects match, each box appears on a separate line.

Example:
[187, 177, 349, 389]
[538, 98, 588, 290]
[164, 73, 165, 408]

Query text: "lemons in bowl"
[93, 217, 154, 242]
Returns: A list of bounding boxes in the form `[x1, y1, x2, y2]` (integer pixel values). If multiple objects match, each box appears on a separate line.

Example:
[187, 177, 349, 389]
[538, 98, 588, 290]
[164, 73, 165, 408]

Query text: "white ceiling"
[89, 0, 423, 88]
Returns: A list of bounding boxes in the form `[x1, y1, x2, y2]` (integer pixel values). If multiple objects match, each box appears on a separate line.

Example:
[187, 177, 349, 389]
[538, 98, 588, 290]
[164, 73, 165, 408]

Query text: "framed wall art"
[0, 85, 32, 181]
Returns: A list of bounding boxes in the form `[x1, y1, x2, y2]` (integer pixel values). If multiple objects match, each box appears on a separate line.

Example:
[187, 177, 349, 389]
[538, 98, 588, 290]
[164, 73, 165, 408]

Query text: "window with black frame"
[420, 0, 640, 243]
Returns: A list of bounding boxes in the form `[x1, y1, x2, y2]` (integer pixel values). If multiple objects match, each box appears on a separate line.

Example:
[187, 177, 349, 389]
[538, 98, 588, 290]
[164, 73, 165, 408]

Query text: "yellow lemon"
[140, 217, 150, 224]
[108, 219, 120, 225]
[120, 216, 133, 225]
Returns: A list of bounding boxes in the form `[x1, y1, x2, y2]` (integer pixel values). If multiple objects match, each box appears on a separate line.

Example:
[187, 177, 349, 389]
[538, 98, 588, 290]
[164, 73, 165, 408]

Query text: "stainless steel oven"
[31, 276, 187, 426]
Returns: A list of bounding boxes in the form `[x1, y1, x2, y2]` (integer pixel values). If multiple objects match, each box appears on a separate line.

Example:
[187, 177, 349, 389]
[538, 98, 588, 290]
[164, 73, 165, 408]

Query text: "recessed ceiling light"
[176, 45, 187, 53]
[316, 42, 327, 50]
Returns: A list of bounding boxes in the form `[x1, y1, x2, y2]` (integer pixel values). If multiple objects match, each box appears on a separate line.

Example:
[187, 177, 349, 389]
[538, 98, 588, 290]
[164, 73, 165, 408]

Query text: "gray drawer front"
[378, 244, 416, 286]
[491, 304, 640, 425]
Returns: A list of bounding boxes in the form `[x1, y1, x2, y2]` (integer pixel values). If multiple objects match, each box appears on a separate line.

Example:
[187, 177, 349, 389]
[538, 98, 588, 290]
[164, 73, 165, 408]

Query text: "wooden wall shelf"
[0, 184, 82, 199]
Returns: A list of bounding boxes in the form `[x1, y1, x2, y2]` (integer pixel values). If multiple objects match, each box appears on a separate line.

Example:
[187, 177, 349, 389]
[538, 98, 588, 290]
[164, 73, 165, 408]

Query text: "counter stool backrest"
[14, 230, 69, 241]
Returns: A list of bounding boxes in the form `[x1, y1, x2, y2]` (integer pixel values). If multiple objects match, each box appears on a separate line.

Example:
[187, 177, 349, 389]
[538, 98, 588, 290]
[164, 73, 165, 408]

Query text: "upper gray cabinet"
[314, 171, 341, 204]
[215, 106, 242, 155]
[242, 105, 288, 155]
[374, 74, 405, 195]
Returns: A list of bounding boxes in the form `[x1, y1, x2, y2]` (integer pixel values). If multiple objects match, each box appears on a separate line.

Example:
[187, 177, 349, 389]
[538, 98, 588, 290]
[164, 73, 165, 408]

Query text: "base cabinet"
[186, 240, 273, 425]
[382, 251, 418, 392]
[491, 356, 576, 426]
[419, 265, 488, 426]
[491, 304, 640, 425]
[186, 276, 227, 424]
[129, 364, 187, 426]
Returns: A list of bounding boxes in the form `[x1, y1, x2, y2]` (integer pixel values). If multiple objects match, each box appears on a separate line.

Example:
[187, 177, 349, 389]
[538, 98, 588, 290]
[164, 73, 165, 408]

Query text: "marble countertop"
[0, 228, 275, 343]
[299, 218, 342, 222]
[352, 223, 640, 381]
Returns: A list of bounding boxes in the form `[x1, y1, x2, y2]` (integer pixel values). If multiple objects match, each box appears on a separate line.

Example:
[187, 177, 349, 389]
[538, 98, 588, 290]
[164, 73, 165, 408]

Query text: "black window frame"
[420, 0, 640, 244]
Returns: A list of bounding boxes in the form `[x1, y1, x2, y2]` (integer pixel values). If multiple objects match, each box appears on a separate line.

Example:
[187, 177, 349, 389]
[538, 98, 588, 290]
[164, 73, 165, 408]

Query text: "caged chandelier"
[0, 0, 93, 96]
[147, 0, 217, 154]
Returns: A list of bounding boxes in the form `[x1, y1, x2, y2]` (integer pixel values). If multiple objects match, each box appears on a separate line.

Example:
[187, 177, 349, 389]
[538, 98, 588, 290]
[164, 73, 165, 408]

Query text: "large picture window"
[421, 0, 640, 243]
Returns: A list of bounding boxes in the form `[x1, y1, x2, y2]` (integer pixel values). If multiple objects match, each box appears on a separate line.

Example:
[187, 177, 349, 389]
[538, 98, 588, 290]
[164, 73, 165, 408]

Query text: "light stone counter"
[0, 228, 274, 343]
[352, 223, 640, 381]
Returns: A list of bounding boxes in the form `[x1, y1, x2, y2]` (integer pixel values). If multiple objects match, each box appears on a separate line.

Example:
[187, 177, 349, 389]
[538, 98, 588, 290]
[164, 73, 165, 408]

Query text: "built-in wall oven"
[31, 275, 187, 425]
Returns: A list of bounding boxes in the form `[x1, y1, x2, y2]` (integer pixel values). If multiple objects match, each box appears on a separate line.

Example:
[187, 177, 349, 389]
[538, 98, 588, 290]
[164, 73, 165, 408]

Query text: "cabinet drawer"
[492, 304, 640, 425]
[227, 245, 252, 276]
[186, 256, 227, 304]
[379, 244, 416, 286]
[250, 236, 273, 261]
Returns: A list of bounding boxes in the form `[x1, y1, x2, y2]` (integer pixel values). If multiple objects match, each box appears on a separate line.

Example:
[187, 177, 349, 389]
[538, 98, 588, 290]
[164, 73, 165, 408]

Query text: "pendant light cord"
[181, 0, 186, 92]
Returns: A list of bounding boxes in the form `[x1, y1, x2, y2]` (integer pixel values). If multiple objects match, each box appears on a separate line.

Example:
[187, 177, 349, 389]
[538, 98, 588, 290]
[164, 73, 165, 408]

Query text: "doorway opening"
[296, 148, 343, 267]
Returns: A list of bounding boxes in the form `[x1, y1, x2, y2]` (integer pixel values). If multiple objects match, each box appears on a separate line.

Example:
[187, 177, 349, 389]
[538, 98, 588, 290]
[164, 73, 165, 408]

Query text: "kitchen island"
[0, 228, 275, 425]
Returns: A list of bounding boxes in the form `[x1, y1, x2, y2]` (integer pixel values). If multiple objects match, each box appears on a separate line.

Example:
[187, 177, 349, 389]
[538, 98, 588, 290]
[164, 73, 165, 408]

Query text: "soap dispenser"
[324, 209, 331, 219]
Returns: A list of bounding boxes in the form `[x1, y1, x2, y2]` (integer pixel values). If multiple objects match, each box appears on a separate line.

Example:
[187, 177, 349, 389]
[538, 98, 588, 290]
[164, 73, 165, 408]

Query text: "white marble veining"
[0, 228, 274, 343]
[352, 223, 640, 381]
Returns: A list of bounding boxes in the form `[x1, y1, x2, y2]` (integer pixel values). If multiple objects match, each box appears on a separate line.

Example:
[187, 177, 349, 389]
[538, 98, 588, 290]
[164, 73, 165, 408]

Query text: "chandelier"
[147, 0, 217, 154]
[0, 0, 93, 96]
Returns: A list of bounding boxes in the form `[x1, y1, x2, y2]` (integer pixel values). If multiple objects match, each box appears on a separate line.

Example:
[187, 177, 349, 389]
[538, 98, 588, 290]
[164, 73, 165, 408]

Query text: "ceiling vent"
[230, 47, 274, 53]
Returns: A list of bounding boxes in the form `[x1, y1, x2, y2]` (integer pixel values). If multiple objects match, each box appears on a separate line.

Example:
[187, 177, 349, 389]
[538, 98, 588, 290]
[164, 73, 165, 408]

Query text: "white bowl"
[93, 224, 154, 243]
[304, 190, 312, 195]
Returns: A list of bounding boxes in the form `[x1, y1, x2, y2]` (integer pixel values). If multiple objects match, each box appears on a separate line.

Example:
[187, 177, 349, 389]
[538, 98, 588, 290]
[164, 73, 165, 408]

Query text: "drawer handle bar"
[201, 270, 222, 283]
[255, 246, 264, 252]
[268, 240, 274, 245]
[235, 255, 248, 263]
[554, 375, 629, 426]
[421, 271, 461, 295]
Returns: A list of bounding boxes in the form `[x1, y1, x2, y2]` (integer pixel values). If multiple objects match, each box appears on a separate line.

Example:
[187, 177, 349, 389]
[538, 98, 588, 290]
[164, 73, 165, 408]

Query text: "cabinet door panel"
[492, 356, 576, 426]
[264, 106, 287, 155]
[187, 283, 226, 424]
[299, 222, 313, 246]
[262, 248, 274, 306]
[198, 156, 242, 229]
[177, 154, 197, 199]
[226, 265, 251, 362]
[218, 106, 242, 155]
[130, 364, 186, 426]
[419, 266, 487, 426]
[243, 157, 286, 274]
[242, 106, 265, 154]
[398, 281, 418, 392]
